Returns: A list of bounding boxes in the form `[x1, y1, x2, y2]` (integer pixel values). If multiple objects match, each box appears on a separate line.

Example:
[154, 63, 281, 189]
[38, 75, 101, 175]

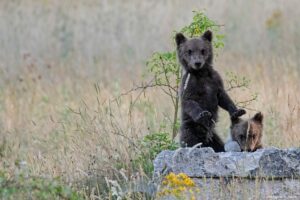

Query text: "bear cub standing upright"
[176, 30, 246, 152]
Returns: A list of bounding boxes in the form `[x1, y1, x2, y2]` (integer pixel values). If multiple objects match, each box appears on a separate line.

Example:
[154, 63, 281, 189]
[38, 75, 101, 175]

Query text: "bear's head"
[175, 30, 213, 73]
[230, 112, 263, 152]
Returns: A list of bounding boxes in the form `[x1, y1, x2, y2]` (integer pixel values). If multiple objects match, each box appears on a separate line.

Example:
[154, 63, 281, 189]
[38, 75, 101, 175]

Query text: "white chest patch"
[183, 73, 190, 91]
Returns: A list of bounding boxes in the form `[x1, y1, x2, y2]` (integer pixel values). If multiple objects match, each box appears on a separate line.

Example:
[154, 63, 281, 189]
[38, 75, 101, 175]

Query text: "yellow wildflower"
[157, 172, 200, 199]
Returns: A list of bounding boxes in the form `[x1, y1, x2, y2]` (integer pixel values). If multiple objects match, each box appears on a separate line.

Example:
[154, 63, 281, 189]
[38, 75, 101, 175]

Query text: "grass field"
[0, 0, 299, 199]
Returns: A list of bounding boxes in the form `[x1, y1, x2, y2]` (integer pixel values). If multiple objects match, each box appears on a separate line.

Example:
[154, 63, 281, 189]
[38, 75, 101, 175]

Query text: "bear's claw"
[198, 111, 212, 118]
[196, 111, 214, 130]
[231, 109, 246, 119]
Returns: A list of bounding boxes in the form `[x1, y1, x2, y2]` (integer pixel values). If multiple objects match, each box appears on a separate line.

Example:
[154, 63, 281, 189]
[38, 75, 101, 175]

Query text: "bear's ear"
[202, 30, 213, 42]
[175, 33, 187, 46]
[253, 112, 263, 123]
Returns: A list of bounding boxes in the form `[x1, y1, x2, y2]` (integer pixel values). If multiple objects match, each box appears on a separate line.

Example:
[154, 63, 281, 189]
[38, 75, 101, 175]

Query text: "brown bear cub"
[230, 112, 264, 152]
[176, 30, 246, 152]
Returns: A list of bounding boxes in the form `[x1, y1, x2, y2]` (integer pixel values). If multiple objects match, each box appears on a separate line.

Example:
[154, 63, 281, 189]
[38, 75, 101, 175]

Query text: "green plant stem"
[171, 67, 181, 140]
[172, 94, 179, 140]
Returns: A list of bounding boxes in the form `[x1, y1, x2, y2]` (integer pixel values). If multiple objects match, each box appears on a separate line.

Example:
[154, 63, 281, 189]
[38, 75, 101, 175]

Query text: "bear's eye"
[201, 49, 206, 55]
[187, 49, 192, 55]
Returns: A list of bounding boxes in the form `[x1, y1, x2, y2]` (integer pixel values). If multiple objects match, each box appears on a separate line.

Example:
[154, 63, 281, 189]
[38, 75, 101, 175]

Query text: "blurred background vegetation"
[0, 0, 299, 199]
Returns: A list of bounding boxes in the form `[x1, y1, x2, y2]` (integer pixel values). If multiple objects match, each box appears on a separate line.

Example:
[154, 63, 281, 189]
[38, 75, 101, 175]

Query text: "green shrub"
[0, 171, 82, 200]
[133, 132, 179, 176]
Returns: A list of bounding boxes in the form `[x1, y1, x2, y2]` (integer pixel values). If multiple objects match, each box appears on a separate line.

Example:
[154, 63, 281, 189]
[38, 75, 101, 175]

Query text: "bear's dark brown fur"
[176, 30, 246, 152]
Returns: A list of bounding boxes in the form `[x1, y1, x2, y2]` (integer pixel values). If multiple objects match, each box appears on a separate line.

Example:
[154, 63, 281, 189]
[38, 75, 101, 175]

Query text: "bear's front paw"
[231, 109, 246, 119]
[196, 111, 213, 129]
[198, 111, 212, 119]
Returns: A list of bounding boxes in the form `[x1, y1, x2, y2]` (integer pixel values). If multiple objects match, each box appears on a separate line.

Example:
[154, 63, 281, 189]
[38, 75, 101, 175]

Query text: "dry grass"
[0, 0, 299, 199]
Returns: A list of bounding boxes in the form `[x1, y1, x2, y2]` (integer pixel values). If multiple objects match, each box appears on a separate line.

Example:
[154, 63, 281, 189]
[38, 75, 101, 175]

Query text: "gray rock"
[154, 147, 300, 199]
[154, 147, 300, 178]
[224, 140, 241, 152]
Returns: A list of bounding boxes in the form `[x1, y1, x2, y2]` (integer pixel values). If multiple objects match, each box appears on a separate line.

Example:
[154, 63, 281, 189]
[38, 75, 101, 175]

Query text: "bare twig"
[226, 79, 249, 92]
[159, 55, 176, 106]
[236, 95, 258, 111]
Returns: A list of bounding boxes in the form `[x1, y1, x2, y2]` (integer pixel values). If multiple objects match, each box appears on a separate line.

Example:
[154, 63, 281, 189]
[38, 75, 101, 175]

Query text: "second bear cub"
[176, 30, 246, 152]
[229, 112, 264, 152]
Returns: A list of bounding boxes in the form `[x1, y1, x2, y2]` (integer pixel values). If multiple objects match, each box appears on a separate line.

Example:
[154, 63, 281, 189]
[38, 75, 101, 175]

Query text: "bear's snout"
[195, 62, 202, 68]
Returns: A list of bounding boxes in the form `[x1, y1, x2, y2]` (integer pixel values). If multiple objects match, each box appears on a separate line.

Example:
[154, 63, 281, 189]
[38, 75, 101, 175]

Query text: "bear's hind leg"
[206, 130, 225, 152]
[180, 128, 204, 147]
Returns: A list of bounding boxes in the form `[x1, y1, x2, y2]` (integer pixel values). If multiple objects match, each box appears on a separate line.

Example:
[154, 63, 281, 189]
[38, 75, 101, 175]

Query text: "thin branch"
[226, 80, 249, 92]
[236, 96, 257, 106]
[160, 55, 176, 106]
[112, 79, 177, 103]
[161, 87, 176, 107]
